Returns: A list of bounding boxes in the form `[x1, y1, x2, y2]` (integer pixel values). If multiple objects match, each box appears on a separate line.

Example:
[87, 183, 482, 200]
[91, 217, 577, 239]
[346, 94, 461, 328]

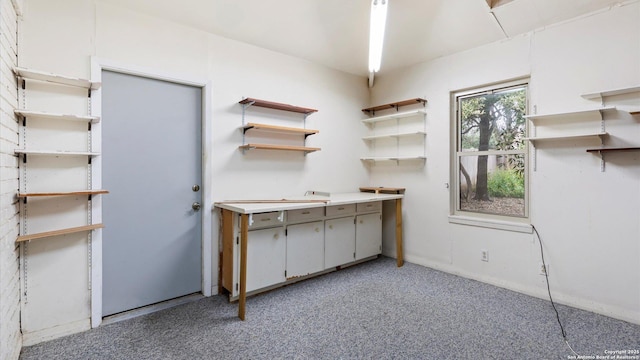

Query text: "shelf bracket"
[22, 153, 27, 164]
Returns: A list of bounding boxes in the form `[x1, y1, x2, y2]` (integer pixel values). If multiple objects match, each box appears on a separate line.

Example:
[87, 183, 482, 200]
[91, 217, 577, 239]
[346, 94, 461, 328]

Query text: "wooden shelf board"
[362, 131, 426, 141]
[243, 123, 318, 136]
[361, 156, 426, 162]
[18, 190, 109, 198]
[362, 98, 427, 113]
[14, 67, 101, 90]
[586, 147, 640, 154]
[15, 109, 100, 123]
[239, 143, 320, 153]
[362, 109, 427, 124]
[359, 187, 405, 194]
[16, 223, 104, 242]
[14, 149, 99, 156]
[581, 85, 640, 100]
[524, 106, 616, 121]
[239, 98, 317, 115]
[630, 111, 640, 115]
[525, 132, 608, 143]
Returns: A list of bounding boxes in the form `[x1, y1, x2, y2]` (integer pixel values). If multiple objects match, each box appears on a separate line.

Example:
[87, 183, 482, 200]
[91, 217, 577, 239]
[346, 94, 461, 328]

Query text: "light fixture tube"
[368, 0, 388, 73]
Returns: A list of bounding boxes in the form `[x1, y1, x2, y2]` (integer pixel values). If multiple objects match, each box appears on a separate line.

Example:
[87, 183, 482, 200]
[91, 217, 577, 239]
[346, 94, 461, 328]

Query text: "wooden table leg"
[395, 198, 404, 267]
[239, 214, 249, 320]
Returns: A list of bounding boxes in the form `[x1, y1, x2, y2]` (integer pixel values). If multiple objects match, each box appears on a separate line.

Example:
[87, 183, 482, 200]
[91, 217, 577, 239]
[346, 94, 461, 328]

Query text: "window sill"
[448, 215, 532, 233]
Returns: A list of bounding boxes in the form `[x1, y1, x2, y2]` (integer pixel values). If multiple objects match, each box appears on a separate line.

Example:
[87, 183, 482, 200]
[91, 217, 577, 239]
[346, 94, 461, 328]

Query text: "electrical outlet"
[539, 263, 549, 276]
[481, 249, 489, 262]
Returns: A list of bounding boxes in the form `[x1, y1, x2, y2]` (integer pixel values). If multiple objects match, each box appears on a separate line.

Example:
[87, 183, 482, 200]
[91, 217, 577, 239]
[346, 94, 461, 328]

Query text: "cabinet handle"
[302, 211, 310, 215]
[338, 207, 345, 210]
[261, 218, 271, 222]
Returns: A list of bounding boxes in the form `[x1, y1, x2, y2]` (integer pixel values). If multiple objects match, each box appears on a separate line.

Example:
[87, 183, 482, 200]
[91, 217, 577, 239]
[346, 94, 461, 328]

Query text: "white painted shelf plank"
[360, 156, 427, 162]
[15, 109, 100, 123]
[14, 67, 101, 90]
[581, 85, 640, 100]
[524, 106, 616, 121]
[361, 109, 426, 124]
[524, 132, 608, 144]
[362, 131, 426, 141]
[14, 149, 100, 156]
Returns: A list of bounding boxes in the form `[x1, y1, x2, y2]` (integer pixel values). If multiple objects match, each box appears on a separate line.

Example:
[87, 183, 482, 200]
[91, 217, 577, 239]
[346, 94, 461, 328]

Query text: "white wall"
[17, 0, 369, 343]
[0, 0, 22, 358]
[371, 3, 640, 324]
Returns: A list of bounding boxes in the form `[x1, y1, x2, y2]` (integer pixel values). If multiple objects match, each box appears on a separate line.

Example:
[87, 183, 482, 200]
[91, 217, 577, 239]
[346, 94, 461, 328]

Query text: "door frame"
[90, 57, 213, 328]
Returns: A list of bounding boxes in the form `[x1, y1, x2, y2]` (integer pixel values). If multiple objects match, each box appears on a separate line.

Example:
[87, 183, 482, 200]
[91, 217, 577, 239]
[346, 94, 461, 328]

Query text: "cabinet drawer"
[246, 211, 284, 230]
[357, 201, 382, 213]
[326, 204, 356, 217]
[287, 207, 324, 222]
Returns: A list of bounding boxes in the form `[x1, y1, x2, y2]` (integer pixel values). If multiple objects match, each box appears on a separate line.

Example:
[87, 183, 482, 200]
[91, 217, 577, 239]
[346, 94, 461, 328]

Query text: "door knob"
[192, 202, 201, 211]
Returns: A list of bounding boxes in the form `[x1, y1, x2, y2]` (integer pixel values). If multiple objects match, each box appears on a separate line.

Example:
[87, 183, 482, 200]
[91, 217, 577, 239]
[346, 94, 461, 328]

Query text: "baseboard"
[22, 319, 90, 347]
[403, 254, 640, 326]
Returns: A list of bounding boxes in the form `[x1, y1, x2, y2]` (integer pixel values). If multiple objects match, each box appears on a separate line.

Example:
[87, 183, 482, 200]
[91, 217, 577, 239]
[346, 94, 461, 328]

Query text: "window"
[453, 81, 528, 219]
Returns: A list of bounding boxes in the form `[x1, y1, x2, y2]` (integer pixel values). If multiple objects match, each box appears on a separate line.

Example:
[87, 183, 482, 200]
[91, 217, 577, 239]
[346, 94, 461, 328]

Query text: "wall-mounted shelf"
[242, 123, 318, 137]
[14, 67, 101, 90]
[361, 109, 427, 125]
[239, 143, 320, 153]
[15, 109, 100, 123]
[525, 132, 608, 145]
[361, 98, 427, 165]
[16, 224, 104, 243]
[361, 156, 427, 162]
[239, 98, 317, 115]
[581, 85, 640, 100]
[18, 190, 109, 198]
[362, 131, 426, 141]
[14, 149, 100, 157]
[524, 106, 616, 122]
[239, 98, 319, 155]
[586, 147, 640, 154]
[362, 98, 427, 114]
[630, 111, 639, 115]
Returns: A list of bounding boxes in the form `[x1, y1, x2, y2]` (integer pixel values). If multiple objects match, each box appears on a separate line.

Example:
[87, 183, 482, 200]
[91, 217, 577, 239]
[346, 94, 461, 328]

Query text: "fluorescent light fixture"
[368, 0, 388, 73]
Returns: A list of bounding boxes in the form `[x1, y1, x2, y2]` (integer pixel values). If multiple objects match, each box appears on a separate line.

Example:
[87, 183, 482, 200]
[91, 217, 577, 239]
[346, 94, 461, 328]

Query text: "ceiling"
[97, 0, 625, 76]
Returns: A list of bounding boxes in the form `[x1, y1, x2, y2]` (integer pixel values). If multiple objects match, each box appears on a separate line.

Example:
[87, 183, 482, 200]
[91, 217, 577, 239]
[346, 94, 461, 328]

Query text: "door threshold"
[102, 293, 204, 326]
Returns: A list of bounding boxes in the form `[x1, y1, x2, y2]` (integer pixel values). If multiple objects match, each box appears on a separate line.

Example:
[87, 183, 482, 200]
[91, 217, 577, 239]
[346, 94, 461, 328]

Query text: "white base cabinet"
[286, 221, 324, 279]
[221, 200, 385, 299]
[324, 217, 356, 269]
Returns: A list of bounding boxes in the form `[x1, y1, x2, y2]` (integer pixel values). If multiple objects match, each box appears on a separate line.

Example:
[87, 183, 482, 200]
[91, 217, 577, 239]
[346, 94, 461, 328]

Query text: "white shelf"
[14, 67, 101, 90]
[581, 85, 640, 100]
[362, 131, 426, 141]
[524, 106, 616, 121]
[360, 156, 427, 162]
[361, 109, 426, 125]
[15, 109, 100, 123]
[524, 132, 608, 145]
[14, 149, 100, 156]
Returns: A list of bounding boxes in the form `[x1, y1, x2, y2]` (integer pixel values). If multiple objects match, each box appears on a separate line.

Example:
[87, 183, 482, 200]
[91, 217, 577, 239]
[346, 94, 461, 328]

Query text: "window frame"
[450, 78, 530, 226]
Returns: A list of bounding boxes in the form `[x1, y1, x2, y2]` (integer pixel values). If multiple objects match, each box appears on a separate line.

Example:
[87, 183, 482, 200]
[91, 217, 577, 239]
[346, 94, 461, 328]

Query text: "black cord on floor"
[531, 224, 580, 356]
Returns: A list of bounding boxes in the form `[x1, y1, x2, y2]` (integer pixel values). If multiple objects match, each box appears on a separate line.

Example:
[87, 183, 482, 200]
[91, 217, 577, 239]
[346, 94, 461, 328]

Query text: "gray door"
[102, 71, 202, 316]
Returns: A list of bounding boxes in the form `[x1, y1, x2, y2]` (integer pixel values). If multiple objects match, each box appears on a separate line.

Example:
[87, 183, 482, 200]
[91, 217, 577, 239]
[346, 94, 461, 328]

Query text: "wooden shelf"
[239, 143, 320, 153]
[525, 132, 608, 145]
[630, 111, 640, 115]
[581, 85, 640, 100]
[242, 123, 318, 136]
[362, 131, 426, 141]
[15, 109, 100, 123]
[524, 106, 616, 121]
[16, 223, 104, 243]
[362, 109, 427, 125]
[18, 190, 109, 198]
[359, 187, 405, 194]
[586, 147, 640, 154]
[362, 98, 427, 114]
[239, 98, 317, 115]
[14, 149, 99, 156]
[14, 67, 101, 90]
[360, 156, 426, 162]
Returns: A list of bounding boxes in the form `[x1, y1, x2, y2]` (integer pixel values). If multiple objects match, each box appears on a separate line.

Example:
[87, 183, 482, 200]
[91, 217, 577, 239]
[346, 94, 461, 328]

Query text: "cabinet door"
[355, 213, 382, 261]
[324, 216, 355, 269]
[244, 227, 286, 293]
[286, 221, 324, 279]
